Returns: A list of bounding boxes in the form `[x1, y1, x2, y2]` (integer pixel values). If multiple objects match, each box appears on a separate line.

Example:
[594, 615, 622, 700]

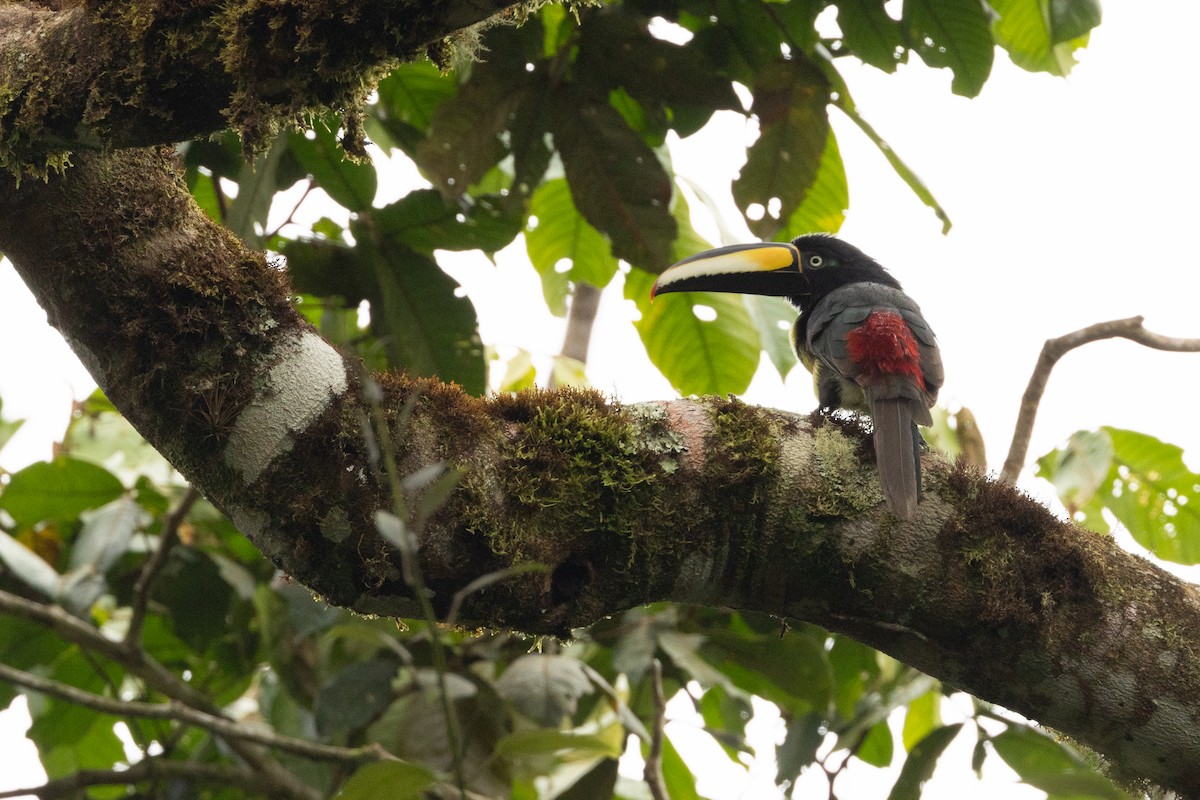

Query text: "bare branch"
[0, 661, 391, 765]
[643, 658, 668, 800]
[1001, 316, 1200, 482]
[0, 589, 320, 800]
[0, 757, 271, 800]
[125, 484, 201, 646]
[550, 282, 602, 388]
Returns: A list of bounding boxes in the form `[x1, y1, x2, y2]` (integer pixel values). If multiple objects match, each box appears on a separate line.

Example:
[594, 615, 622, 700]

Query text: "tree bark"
[0, 0, 519, 174]
[2, 149, 1200, 796]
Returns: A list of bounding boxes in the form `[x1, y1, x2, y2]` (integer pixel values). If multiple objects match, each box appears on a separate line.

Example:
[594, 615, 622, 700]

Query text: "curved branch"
[5, 152, 1200, 796]
[1001, 316, 1200, 482]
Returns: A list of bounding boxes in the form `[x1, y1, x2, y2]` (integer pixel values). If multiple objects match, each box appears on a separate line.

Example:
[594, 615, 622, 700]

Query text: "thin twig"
[0, 588, 321, 800]
[1001, 316, 1200, 482]
[644, 658, 668, 800]
[0, 662, 392, 765]
[126, 484, 201, 646]
[0, 757, 270, 800]
[365, 380, 468, 799]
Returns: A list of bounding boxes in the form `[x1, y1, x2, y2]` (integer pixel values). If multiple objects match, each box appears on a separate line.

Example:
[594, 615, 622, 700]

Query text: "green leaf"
[496, 654, 595, 728]
[498, 349, 538, 392]
[1102, 428, 1200, 564]
[153, 548, 236, 652]
[744, 295, 798, 382]
[0, 457, 125, 527]
[703, 628, 832, 714]
[887, 724, 963, 800]
[991, 726, 1124, 798]
[777, 129, 849, 239]
[627, 266, 761, 396]
[990, 0, 1095, 76]
[416, 32, 533, 199]
[315, 657, 400, 735]
[335, 761, 437, 800]
[374, 62, 458, 136]
[557, 758, 620, 800]
[551, 86, 677, 270]
[341, 219, 485, 394]
[288, 122, 377, 212]
[0, 395, 25, 454]
[858, 720, 894, 767]
[627, 195, 762, 395]
[902, 0, 995, 97]
[660, 733, 703, 800]
[901, 689, 942, 751]
[837, 0, 907, 73]
[373, 189, 523, 256]
[733, 57, 831, 239]
[63, 391, 173, 485]
[527, 178, 620, 316]
[0, 530, 62, 599]
[496, 729, 621, 759]
[777, 712, 825, 784]
[1035, 429, 1114, 516]
[69, 495, 146, 574]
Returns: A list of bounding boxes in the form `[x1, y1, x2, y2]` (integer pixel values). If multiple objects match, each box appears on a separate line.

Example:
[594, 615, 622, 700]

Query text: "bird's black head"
[788, 234, 902, 311]
[650, 234, 902, 311]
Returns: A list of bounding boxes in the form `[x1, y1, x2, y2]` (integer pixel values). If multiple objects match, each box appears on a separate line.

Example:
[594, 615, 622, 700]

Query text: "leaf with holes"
[526, 178, 619, 316]
[733, 57, 831, 239]
[990, 0, 1097, 76]
[903, 0, 994, 97]
[551, 86, 676, 270]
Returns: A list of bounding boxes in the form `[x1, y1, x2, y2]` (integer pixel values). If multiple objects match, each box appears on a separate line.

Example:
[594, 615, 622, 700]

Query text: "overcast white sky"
[3, 2, 1200, 796]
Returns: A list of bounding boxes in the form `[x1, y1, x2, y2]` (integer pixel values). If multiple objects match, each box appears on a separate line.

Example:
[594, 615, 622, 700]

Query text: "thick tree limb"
[1001, 316, 1200, 482]
[0, 0, 520, 173]
[4, 153, 1200, 796]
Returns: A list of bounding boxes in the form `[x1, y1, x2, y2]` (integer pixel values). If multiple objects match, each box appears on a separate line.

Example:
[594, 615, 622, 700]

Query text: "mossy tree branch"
[2, 149, 1200, 796]
[0, 0, 522, 176]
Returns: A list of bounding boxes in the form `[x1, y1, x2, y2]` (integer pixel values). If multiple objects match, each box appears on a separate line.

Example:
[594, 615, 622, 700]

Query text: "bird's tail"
[868, 397, 922, 520]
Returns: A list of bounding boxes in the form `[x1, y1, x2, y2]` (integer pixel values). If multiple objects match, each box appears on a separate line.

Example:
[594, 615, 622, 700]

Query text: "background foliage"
[8, 0, 1198, 797]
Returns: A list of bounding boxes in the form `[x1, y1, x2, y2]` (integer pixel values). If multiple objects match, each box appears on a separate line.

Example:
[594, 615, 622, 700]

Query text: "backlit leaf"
[335, 761, 437, 800]
[903, 0, 995, 97]
[887, 724, 963, 800]
[552, 86, 677, 270]
[0, 458, 124, 527]
[526, 178, 619, 316]
[991, 726, 1124, 798]
[733, 57, 831, 239]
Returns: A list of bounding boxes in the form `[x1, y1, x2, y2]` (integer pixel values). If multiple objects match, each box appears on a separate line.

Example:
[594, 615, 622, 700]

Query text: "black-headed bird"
[651, 234, 943, 519]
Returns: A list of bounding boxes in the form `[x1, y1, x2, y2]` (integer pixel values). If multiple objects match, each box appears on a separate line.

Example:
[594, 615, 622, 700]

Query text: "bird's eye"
[807, 254, 825, 269]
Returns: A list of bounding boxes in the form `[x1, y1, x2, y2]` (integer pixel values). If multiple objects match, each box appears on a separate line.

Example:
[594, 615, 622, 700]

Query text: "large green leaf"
[902, 0, 995, 97]
[887, 724, 963, 800]
[373, 62, 458, 147]
[288, 121, 378, 212]
[743, 295, 799, 382]
[1038, 428, 1200, 564]
[1103, 428, 1200, 564]
[733, 57, 831, 240]
[353, 222, 486, 395]
[335, 761, 437, 800]
[836, 0, 907, 73]
[373, 189, 523, 256]
[526, 178, 619, 315]
[777, 129, 849, 240]
[990, 0, 1096, 76]
[415, 28, 534, 199]
[315, 657, 400, 735]
[551, 86, 677, 270]
[627, 266, 760, 396]
[0, 457, 125, 527]
[991, 726, 1124, 798]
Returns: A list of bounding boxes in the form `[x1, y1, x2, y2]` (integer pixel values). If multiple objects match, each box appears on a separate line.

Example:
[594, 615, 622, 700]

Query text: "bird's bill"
[650, 242, 803, 299]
